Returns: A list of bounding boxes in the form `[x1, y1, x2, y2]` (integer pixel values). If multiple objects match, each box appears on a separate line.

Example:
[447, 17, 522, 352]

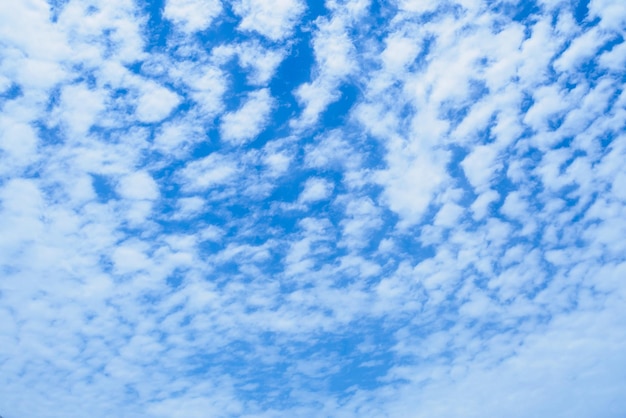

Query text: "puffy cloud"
[462, 145, 501, 192]
[232, 0, 305, 41]
[220, 88, 273, 144]
[135, 82, 181, 123]
[171, 63, 227, 117]
[56, 83, 107, 137]
[291, 3, 364, 128]
[298, 177, 334, 204]
[117, 171, 160, 200]
[177, 153, 238, 191]
[375, 150, 448, 227]
[164, 0, 223, 33]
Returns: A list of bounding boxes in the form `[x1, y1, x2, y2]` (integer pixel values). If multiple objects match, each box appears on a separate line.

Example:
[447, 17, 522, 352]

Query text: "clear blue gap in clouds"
[91, 173, 116, 202]
[574, 0, 592, 24]
[0, 83, 22, 101]
[268, 10, 319, 128]
[140, 0, 171, 50]
[47, 0, 70, 22]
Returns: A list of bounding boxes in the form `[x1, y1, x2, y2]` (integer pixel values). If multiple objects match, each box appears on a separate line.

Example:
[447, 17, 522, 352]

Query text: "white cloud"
[380, 32, 422, 72]
[173, 196, 206, 219]
[112, 242, 152, 274]
[461, 144, 501, 192]
[232, 0, 305, 41]
[340, 196, 383, 249]
[2, 0, 626, 417]
[235, 42, 285, 85]
[0, 119, 39, 175]
[588, 0, 626, 30]
[298, 177, 334, 204]
[501, 191, 528, 220]
[304, 130, 357, 170]
[117, 171, 160, 200]
[375, 149, 448, 227]
[553, 27, 608, 73]
[291, 7, 360, 128]
[599, 41, 626, 71]
[380, 301, 626, 418]
[0, 178, 44, 246]
[612, 172, 626, 201]
[177, 153, 238, 191]
[148, 392, 243, 418]
[523, 84, 572, 133]
[220, 88, 273, 144]
[153, 118, 205, 157]
[173, 63, 226, 116]
[263, 147, 292, 177]
[56, 83, 106, 137]
[164, 0, 223, 33]
[434, 202, 464, 227]
[292, 78, 341, 127]
[135, 82, 181, 123]
[398, 0, 440, 13]
[56, 0, 147, 64]
[0, 0, 69, 61]
[470, 189, 499, 220]
[517, 18, 564, 88]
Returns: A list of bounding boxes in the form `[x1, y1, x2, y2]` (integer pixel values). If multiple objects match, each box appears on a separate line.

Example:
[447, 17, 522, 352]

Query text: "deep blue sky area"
[0, 0, 625, 417]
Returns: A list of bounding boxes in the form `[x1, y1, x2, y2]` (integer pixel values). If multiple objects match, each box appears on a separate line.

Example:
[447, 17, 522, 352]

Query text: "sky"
[0, 0, 625, 417]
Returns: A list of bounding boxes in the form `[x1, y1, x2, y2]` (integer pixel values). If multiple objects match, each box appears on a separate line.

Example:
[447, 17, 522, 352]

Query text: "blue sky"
[0, 0, 625, 417]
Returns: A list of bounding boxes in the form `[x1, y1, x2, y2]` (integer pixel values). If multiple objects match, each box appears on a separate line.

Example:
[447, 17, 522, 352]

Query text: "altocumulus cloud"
[1, 0, 625, 417]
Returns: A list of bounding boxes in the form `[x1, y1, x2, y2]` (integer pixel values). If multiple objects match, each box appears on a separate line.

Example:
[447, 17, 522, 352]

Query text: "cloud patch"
[220, 88, 273, 144]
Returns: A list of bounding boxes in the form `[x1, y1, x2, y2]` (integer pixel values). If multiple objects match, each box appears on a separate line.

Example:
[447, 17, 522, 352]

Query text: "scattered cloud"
[1, 1, 625, 417]
[164, 0, 223, 33]
[220, 88, 273, 144]
[231, 0, 305, 41]
[298, 177, 334, 204]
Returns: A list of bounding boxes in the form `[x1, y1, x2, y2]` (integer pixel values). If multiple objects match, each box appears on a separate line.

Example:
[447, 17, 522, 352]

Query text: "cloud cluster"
[1, 0, 625, 417]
